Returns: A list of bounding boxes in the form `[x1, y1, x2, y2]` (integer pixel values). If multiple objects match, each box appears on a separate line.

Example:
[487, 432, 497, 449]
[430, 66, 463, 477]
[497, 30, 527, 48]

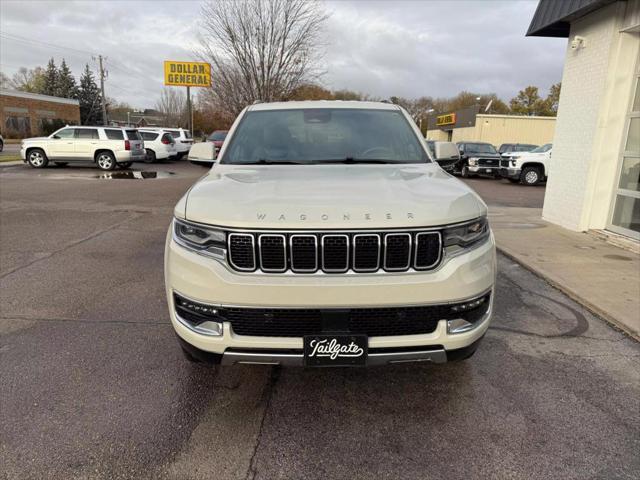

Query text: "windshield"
[464, 143, 498, 154]
[208, 131, 227, 141]
[515, 144, 537, 152]
[530, 143, 552, 153]
[221, 108, 429, 165]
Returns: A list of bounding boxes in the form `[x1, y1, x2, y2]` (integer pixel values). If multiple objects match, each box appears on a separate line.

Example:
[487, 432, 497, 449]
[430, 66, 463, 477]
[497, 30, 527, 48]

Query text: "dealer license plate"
[303, 335, 368, 367]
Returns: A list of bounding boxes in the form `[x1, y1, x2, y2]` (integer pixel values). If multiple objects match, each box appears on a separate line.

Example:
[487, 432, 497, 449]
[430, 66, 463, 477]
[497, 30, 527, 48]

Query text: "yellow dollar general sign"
[436, 113, 456, 126]
[164, 61, 211, 87]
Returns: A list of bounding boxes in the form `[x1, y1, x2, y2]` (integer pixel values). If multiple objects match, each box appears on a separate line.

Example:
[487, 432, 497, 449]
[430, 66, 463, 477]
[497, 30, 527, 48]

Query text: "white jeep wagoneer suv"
[165, 101, 496, 367]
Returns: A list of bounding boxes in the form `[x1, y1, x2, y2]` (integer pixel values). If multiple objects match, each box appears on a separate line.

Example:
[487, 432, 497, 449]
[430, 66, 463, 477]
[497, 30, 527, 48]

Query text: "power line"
[0, 32, 97, 56]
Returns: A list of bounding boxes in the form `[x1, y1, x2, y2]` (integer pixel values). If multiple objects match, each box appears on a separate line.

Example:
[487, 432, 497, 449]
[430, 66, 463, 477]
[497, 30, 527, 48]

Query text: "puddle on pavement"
[603, 254, 633, 261]
[94, 171, 175, 180]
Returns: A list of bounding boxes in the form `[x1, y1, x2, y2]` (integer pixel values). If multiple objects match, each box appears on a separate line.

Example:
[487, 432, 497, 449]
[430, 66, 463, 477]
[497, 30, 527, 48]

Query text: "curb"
[0, 161, 24, 168]
[496, 245, 640, 341]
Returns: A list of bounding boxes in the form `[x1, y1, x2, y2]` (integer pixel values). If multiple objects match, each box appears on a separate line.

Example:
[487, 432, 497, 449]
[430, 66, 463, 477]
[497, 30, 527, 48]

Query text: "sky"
[0, 0, 567, 109]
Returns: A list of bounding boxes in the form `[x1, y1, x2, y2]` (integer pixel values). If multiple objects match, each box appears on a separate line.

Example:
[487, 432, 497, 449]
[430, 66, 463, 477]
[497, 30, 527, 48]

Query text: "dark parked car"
[497, 143, 538, 156]
[207, 130, 228, 158]
[455, 142, 502, 178]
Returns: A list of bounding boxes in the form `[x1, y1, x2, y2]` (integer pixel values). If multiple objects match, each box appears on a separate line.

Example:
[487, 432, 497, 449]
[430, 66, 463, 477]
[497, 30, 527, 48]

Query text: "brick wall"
[0, 92, 80, 139]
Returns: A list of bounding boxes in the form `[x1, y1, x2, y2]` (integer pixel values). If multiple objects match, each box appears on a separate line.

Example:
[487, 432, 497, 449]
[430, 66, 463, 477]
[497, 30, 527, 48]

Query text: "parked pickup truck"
[165, 101, 496, 368]
[500, 143, 552, 185]
[455, 142, 502, 178]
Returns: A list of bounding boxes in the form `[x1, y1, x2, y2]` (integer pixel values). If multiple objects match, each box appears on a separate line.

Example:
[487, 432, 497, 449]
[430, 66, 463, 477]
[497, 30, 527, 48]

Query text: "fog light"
[192, 320, 223, 336]
[451, 297, 485, 312]
[174, 293, 224, 336]
[447, 318, 474, 334]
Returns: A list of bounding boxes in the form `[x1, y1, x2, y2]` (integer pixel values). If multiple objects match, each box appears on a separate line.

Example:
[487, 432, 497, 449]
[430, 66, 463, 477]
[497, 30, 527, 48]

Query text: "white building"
[528, 0, 640, 240]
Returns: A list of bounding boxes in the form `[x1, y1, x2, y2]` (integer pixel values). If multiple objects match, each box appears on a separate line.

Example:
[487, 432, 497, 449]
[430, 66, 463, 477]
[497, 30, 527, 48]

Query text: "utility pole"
[98, 55, 108, 126]
[186, 86, 192, 136]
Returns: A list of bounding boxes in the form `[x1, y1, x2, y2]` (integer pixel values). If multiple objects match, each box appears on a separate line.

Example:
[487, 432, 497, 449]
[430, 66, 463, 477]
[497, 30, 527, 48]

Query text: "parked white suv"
[143, 127, 192, 159]
[138, 129, 178, 163]
[499, 143, 552, 185]
[21, 126, 145, 170]
[165, 101, 496, 367]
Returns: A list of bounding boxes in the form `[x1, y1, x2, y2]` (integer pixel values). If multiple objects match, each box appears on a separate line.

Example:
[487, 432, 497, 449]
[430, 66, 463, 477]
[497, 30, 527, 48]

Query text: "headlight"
[173, 218, 226, 258]
[442, 217, 490, 251]
[468, 157, 478, 166]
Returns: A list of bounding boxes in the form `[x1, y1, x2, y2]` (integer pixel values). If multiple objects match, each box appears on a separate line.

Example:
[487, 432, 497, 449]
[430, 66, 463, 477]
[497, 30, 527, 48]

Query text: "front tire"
[520, 166, 541, 186]
[145, 149, 156, 163]
[96, 152, 116, 171]
[27, 149, 48, 168]
[461, 165, 472, 178]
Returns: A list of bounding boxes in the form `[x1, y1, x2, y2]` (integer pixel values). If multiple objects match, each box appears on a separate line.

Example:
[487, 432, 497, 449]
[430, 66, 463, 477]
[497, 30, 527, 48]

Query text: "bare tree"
[197, 0, 329, 116]
[156, 88, 187, 127]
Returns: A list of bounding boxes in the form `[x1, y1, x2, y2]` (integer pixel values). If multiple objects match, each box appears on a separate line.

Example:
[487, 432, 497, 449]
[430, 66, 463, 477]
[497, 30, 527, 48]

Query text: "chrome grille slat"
[227, 230, 443, 274]
[322, 234, 349, 273]
[383, 233, 412, 271]
[414, 232, 442, 270]
[290, 235, 318, 273]
[258, 234, 286, 272]
[353, 234, 380, 272]
[228, 233, 256, 271]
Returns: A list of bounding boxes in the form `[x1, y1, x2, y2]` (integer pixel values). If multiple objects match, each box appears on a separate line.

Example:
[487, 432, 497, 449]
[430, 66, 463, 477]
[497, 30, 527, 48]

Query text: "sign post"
[163, 60, 212, 137]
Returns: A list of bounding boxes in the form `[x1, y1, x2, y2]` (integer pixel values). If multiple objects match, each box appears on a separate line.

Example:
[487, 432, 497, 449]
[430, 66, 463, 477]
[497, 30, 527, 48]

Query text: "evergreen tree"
[56, 59, 78, 99]
[78, 64, 102, 125]
[43, 58, 59, 96]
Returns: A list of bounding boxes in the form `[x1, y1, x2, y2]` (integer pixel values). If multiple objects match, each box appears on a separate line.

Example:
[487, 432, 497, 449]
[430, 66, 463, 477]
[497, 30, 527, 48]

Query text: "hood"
[182, 163, 486, 229]
[468, 152, 501, 158]
[513, 151, 547, 160]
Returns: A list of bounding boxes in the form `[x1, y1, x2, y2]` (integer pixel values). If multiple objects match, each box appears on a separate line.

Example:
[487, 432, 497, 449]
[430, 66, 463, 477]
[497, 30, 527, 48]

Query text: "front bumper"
[499, 167, 521, 179]
[469, 165, 500, 174]
[165, 229, 497, 362]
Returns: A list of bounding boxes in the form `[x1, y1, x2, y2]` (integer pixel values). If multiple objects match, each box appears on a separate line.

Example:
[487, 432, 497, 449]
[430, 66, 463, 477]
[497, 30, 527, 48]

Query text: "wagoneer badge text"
[257, 213, 415, 221]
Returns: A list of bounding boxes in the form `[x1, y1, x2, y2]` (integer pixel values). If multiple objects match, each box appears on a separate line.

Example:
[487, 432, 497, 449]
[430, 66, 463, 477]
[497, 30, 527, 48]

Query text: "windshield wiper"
[244, 159, 306, 165]
[313, 158, 394, 164]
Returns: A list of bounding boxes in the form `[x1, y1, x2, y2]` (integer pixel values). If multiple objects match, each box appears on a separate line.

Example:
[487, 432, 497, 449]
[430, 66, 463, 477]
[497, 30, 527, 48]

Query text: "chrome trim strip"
[258, 234, 287, 273]
[321, 234, 349, 273]
[352, 233, 380, 272]
[289, 234, 318, 273]
[181, 217, 486, 234]
[172, 287, 493, 310]
[414, 231, 443, 270]
[383, 233, 412, 271]
[227, 233, 256, 272]
[220, 349, 448, 366]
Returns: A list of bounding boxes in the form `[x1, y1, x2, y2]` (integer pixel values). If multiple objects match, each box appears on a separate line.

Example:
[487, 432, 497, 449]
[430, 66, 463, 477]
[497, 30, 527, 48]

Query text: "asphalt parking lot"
[1, 161, 638, 480]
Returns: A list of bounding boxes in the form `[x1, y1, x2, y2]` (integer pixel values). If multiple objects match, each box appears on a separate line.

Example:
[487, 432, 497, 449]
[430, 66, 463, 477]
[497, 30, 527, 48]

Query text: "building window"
[4, 116, 31, 138]
[38, 118, 67, 136]
[609, 72, 640, 238]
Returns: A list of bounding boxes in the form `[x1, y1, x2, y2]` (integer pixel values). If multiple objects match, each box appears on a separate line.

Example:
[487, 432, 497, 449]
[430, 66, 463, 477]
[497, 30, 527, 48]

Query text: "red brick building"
[0, 89, 80, 139]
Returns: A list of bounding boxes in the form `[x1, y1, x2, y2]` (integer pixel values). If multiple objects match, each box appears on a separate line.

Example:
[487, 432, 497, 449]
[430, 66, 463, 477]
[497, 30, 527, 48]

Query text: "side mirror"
[187, 141, 216, 161]
[53, 135, 61, 139]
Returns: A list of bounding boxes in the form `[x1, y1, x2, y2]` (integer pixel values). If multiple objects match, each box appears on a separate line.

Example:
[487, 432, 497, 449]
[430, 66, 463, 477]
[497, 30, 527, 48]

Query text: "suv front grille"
[226, 230, 442, 274]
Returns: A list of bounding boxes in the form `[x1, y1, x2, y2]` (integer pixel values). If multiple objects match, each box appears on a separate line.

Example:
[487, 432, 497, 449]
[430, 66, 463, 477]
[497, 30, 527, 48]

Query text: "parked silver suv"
[20, 126, 146, 170]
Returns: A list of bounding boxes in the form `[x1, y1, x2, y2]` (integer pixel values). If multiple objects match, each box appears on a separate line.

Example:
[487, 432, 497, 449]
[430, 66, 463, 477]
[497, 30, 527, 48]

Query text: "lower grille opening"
[223, 293, 491, 338]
